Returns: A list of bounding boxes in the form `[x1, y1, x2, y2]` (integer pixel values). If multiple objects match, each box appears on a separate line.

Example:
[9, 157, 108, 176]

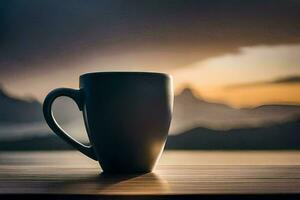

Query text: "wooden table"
[0, 151, 300, 199]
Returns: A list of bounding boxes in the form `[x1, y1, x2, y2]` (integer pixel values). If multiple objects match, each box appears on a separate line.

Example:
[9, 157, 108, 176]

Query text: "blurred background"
[0, 0, 300, 150]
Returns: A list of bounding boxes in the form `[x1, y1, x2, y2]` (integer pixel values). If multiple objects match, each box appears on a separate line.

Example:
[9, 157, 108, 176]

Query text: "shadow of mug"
[53, 172, 170, 195]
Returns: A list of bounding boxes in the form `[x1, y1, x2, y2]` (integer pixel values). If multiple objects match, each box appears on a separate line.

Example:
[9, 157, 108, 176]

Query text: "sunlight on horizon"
[1, 44, 300, 108]
[172, 44, 300, 107]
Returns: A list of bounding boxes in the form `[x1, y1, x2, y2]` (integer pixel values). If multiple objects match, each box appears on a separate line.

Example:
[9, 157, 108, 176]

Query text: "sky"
[1, 0, 300, 107]
[172, 45, 300, 107]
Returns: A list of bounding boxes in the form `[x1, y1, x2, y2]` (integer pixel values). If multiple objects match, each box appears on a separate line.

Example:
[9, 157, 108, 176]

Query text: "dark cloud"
[272, 76, 300, 84]
[226, 76, 300, 89]
[1, 0, 300, 75]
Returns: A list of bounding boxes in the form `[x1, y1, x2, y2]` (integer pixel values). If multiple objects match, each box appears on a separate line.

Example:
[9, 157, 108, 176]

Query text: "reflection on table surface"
[0, 150, 300, 195]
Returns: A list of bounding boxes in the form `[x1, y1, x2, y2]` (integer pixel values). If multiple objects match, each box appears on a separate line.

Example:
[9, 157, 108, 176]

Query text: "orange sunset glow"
[1, 1, 300, 109]
[171, 45, 300, 107]
[178, 83, 300, 108]
[1, 0, 300, 152]
[1, 44, 300, 108]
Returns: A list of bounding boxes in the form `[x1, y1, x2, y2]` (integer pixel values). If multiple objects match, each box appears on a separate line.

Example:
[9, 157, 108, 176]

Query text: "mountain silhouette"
[0, 86, 83, 140]
[0, 85, 43, 123]
[0, 118, 299, 150]
[1, 86, 300, 141]
[171, 88, 300, 133]
[0, 135, 72, 151]
[166, 118, 300, 150]
[0, 85, 81, 124]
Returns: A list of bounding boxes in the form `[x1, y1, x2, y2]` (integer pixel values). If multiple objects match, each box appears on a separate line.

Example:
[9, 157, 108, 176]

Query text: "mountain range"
[171, 88, 300, 133]
[167, 118, 300, 150]
[0, 86, 300, 150]
[0, 117, 299, 150]
[0, 86, 43, 123]
[0, 86, 84, 140]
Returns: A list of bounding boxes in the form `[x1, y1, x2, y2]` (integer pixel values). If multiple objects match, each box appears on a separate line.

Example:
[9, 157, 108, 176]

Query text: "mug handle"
[43, 88, 97, 160]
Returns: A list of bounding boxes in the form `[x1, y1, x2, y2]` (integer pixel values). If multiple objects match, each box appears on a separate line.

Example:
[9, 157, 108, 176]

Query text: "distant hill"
[0, 86, 83, 140]
[1, 86, 300, 142]
[171, 88, 300, 132]
[166, 118, 300, 150]
[0, 86, 43, 123]
[0, 118, 299, 151]
[0, 135, 73, 151]
[0, 86, 80, 124]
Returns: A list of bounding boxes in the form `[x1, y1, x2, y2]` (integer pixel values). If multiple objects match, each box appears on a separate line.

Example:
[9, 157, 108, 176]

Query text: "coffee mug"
[43, 72, 173, 173]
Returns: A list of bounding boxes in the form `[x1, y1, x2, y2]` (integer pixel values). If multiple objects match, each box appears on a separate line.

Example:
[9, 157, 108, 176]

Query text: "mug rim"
[80, 71, 170, 79]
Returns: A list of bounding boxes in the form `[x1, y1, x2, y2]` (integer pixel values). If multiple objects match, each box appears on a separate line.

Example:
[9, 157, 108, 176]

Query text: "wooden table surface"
[0, 151, 300, 199]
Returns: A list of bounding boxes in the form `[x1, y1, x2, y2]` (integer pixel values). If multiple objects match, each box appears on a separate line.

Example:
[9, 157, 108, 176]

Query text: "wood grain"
[0, 151, 300, 197]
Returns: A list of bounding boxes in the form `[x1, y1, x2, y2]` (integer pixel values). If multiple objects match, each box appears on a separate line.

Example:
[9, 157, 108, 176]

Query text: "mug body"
[79, 72, 173, 173]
